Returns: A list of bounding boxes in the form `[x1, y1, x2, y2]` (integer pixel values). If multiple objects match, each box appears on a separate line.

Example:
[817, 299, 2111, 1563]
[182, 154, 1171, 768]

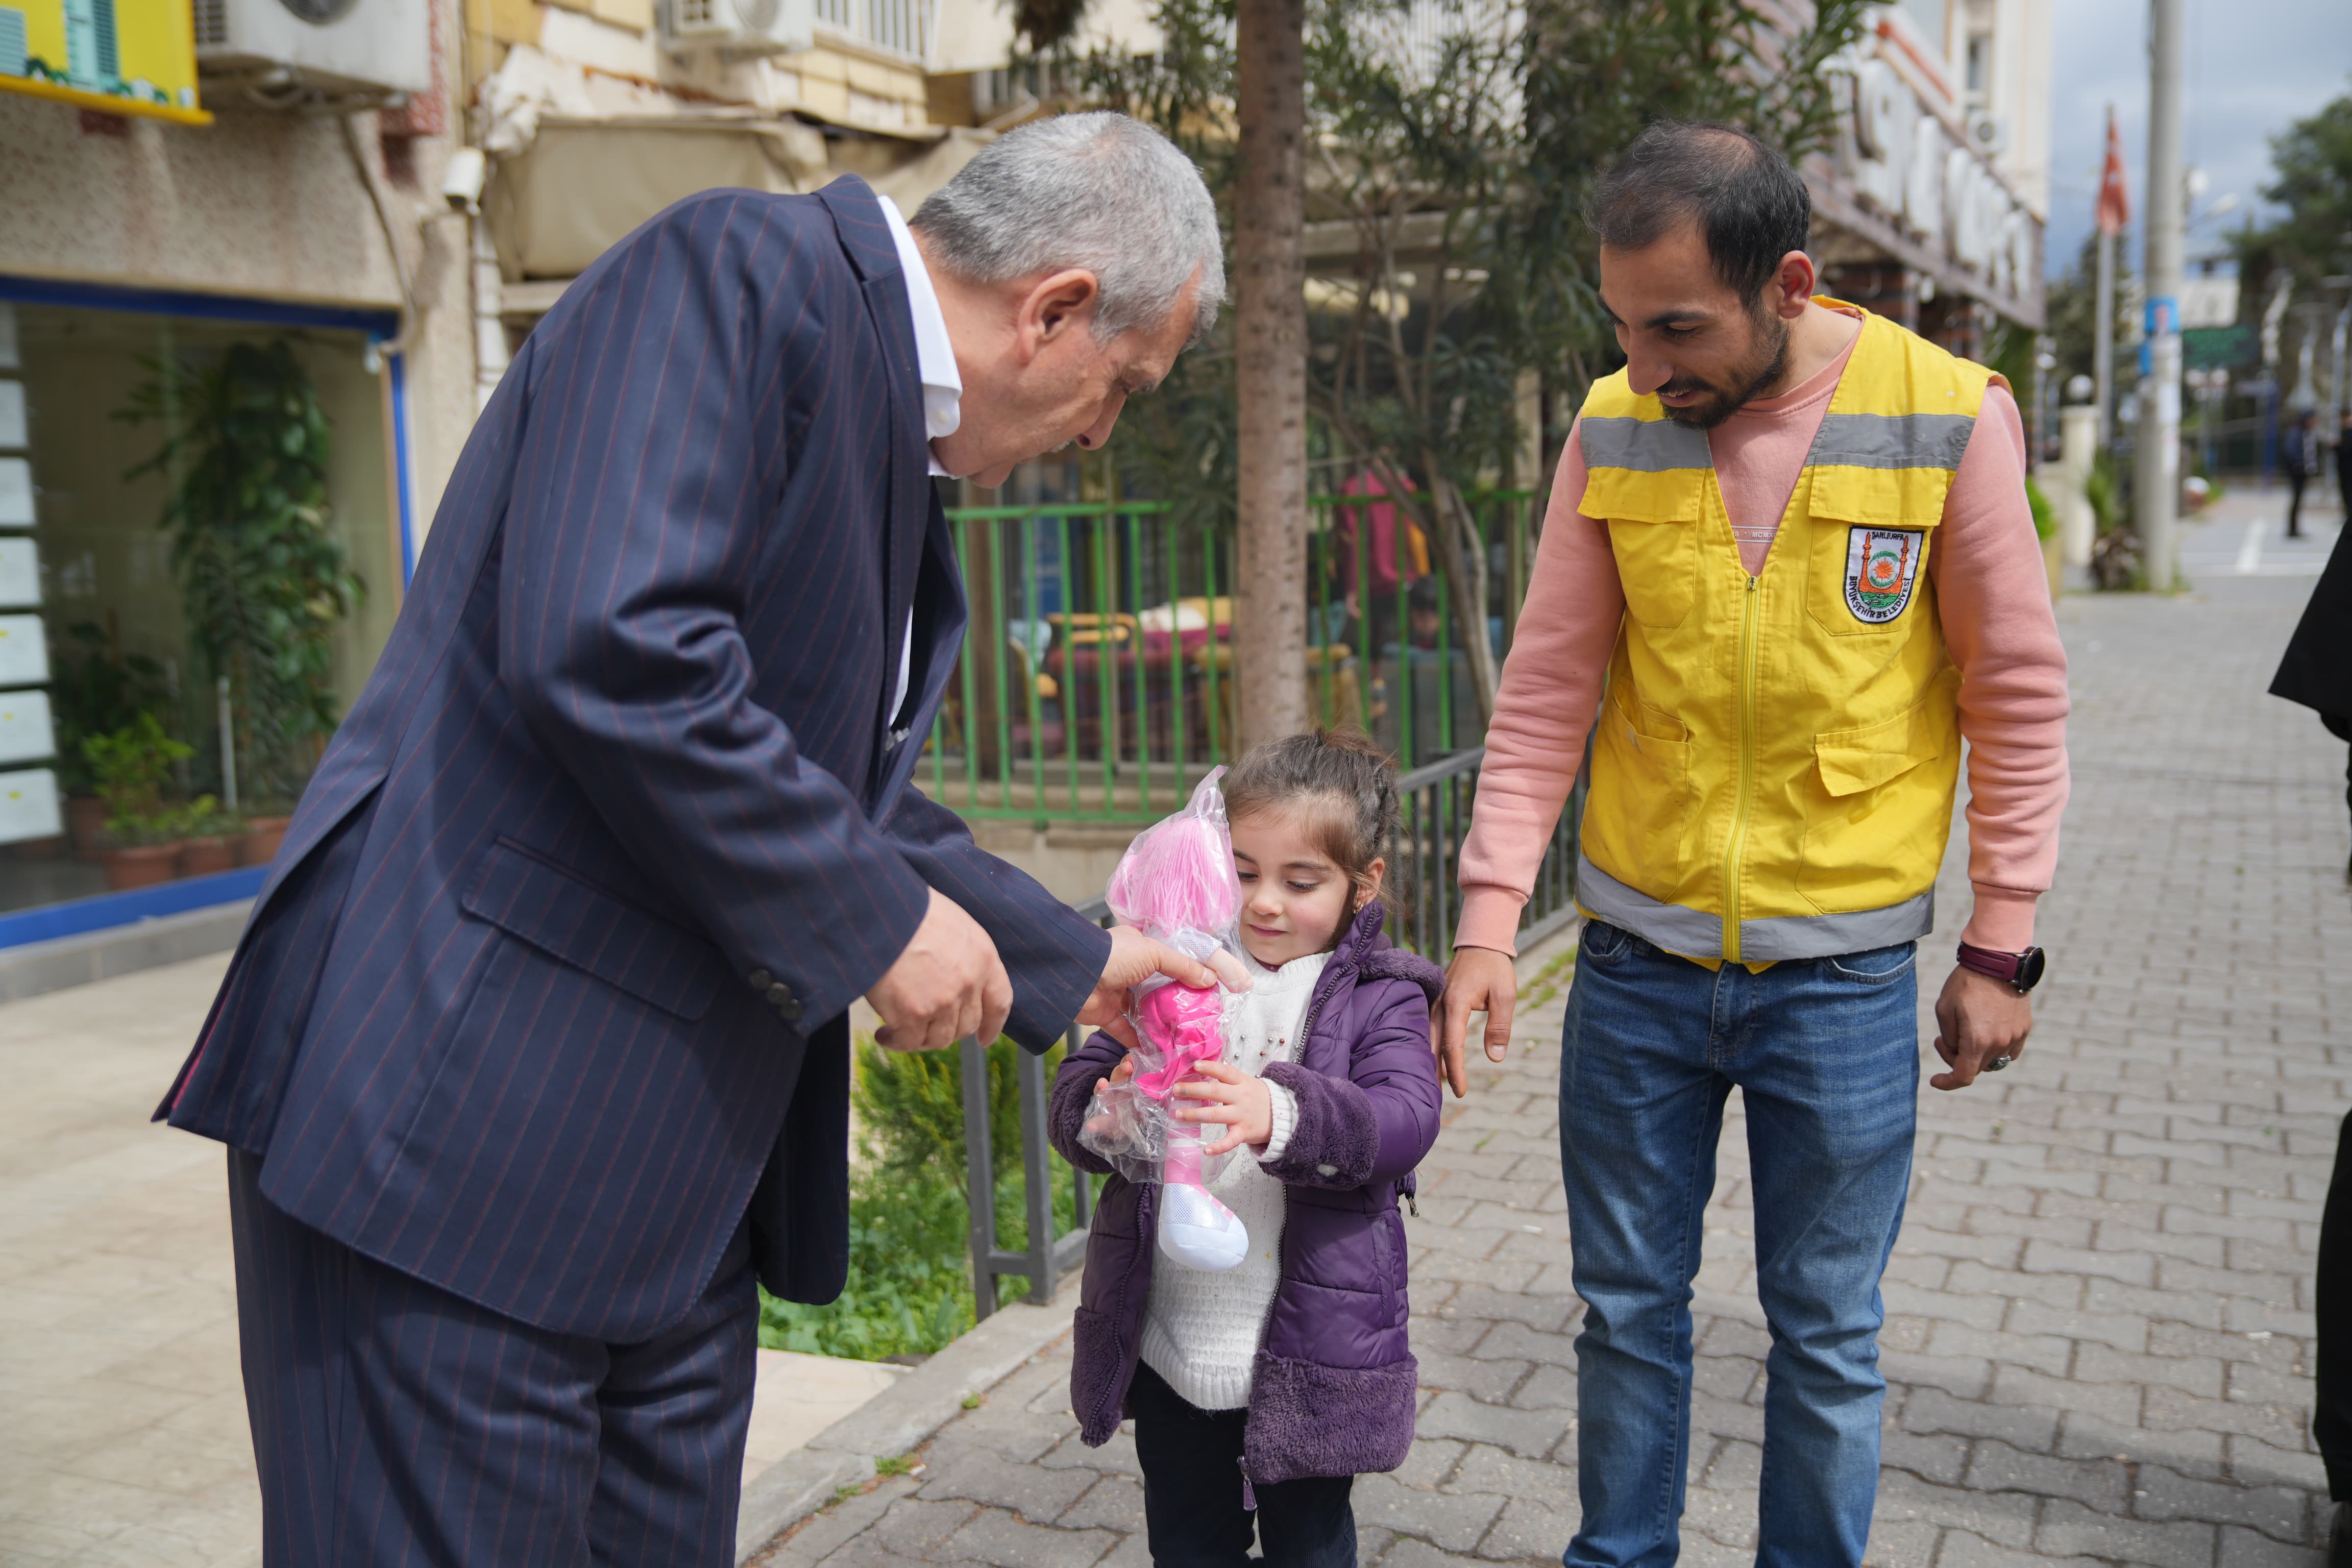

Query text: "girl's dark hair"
[1222, 728, 1401, 908]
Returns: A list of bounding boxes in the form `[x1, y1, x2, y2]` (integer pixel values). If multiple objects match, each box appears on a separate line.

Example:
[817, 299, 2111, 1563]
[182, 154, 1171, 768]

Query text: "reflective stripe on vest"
[1571, 303, 2001, 963]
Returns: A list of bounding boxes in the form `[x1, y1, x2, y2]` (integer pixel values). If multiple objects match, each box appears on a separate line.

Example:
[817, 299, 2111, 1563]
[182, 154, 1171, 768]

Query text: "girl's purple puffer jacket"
[1047, 900, 1444, 1486]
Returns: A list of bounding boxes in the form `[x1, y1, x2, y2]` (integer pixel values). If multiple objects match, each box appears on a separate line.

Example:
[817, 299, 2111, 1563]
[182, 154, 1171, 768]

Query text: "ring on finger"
[1984, 1054, 2013, 1072]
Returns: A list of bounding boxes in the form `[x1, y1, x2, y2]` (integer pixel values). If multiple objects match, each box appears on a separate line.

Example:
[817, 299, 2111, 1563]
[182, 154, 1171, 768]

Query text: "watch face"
[2017, 947, 2047, 992]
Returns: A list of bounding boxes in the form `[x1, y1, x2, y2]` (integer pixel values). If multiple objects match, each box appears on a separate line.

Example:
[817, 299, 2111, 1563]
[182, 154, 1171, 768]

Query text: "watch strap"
[1956, 941, 2042, 993]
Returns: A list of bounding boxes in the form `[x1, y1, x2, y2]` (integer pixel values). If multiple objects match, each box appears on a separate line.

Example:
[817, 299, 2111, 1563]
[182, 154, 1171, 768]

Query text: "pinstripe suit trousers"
[227, 1149, 760, 1567]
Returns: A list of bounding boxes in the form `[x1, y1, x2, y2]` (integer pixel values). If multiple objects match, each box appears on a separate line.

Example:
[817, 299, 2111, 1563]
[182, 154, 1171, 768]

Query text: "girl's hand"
[1173, 1059, 1273, 1156]
[1083, 1054, 1137, 1142]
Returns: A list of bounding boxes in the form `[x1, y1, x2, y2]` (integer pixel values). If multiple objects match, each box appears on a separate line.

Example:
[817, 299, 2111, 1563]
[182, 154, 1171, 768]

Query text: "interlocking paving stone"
[760, 509, 2344, 1563]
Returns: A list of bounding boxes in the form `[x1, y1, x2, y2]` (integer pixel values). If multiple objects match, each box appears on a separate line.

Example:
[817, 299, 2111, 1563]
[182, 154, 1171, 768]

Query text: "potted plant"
[236, 801, 293, 866]
[47, 621, 169, 859]
[102, 804, 184, 889]
[83, 714, 195, 891]
[118, 341, 363, 814]
[172, 796, 240, 877]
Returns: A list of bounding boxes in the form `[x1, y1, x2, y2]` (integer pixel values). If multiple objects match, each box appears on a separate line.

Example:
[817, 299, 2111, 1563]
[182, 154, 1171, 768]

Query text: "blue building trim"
[0, 867, 265, 950]
[0, 274, 401, 339]
[389, 350, 418, 585]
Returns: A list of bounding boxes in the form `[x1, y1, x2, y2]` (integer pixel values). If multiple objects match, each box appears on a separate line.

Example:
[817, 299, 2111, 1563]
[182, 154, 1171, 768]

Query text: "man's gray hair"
[913, 112, 1226, 346]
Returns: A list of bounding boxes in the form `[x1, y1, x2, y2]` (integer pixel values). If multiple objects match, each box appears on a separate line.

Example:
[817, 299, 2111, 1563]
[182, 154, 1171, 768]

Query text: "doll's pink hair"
[1105, 785, 1240, 938]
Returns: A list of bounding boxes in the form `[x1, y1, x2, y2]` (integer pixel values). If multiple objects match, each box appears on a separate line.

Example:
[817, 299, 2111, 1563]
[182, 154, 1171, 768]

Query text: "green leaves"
[2242, 89, 2352, 288]
[1055, 0, 1865, 533]
[46, 623, 169, 797]
[115, 339, 364, 804]
[82, 713, 195, 841]
[755, 1037, 1079, 1362]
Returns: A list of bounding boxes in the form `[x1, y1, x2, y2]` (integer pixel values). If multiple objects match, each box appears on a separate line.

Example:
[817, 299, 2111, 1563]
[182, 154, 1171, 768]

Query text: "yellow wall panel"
[590, 0, 651, 32]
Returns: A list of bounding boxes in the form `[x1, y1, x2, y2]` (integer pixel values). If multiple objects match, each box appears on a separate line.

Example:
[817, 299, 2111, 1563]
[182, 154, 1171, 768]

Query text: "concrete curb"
[734, 1281, 1081, 1562]
[0, 900, 251, 1003]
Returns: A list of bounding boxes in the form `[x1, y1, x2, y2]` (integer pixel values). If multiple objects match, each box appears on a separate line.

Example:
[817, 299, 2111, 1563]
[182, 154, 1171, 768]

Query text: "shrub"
[85, 714, 194, 843]
[756, 1033, 1081, 1362]
[2024, 476, 2057, 542]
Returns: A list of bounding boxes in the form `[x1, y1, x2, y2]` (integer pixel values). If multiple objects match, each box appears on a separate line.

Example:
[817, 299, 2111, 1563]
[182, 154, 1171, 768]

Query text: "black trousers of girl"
[1129, 1362, 1357, 1566]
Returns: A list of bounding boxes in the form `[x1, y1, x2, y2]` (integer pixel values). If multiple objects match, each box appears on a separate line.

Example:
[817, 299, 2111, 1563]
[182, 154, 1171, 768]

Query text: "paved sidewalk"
[755, 530, 2348, 1566]
[0, 956, 905, 1566]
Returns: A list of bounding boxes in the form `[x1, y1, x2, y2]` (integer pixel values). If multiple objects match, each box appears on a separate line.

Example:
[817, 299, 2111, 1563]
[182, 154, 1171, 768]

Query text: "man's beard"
[1658, 312, 1793, 430]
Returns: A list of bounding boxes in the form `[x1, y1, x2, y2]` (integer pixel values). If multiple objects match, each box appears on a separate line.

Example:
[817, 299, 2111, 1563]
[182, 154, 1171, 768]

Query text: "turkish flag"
[2096, 108, 2132, 236]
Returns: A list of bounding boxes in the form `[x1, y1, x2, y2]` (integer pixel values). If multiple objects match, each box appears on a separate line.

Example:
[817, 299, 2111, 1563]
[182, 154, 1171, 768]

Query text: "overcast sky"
[2044, 0, 2352, 282]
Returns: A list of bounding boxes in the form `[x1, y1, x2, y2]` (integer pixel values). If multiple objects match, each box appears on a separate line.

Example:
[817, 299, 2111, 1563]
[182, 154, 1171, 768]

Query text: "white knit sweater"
[1137, 947, 1327, 1412]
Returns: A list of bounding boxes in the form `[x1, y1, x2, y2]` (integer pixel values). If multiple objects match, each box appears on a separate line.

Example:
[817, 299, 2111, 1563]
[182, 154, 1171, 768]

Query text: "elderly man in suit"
[157, 112, 1226, 1566]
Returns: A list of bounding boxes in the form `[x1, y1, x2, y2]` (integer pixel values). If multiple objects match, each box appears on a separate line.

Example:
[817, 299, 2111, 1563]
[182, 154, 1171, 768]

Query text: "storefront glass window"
[0, 299, 401, 919]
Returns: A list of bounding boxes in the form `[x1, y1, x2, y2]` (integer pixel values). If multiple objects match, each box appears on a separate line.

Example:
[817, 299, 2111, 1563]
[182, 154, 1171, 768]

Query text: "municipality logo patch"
[1844, 527, 1924, 624]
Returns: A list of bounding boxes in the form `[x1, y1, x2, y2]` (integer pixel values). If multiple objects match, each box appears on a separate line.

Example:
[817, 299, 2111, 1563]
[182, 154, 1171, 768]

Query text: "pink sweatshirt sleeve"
[1455, 420, 1623, 954]
[1932, 384, 2071, 950]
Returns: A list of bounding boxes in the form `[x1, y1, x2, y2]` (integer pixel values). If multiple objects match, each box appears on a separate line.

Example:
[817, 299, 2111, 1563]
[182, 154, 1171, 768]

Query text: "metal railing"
[925, 491, 1540, 827]
[965, 895, 1112, 1317]
[964, 743, 1587, 1312]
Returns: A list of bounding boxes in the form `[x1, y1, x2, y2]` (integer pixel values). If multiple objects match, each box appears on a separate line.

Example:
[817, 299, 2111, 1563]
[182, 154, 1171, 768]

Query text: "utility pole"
[2094, 107, 2129, 449]
[2133, 0, 2185, 590]
[1230, 0, 1310, 749]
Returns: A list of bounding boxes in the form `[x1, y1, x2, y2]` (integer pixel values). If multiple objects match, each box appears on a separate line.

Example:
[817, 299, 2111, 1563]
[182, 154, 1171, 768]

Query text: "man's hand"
[1930, 964, 2032, 1090]
[1074, 926, 1220, 1052]
[1435, 945, 1517, 1099]
[1174, 1059, 1276, 1156]
[866, 889, 1013, 1052]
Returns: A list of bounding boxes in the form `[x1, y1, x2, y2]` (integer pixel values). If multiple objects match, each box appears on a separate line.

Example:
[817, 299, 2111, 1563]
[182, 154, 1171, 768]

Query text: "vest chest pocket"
[1805, 468, 1949, 639]
[1588, 464, 1703, 630]
[1605, 517, 1699, 629]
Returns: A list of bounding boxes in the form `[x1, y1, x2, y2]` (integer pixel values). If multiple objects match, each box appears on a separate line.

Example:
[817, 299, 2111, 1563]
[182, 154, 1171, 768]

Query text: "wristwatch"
[1955, 941, 2046, 995]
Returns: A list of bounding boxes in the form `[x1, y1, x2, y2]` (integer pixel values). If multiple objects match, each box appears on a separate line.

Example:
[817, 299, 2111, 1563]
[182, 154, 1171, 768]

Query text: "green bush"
[2024, 476, 2057, 543]
[84, 713, 194, 843]
[47, 622, 168, 797]
[756, 1034, 1080, 1362]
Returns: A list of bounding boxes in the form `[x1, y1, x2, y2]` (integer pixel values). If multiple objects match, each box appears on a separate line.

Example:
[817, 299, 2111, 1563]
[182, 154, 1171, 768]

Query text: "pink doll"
[1092, 772, 1254, 1271]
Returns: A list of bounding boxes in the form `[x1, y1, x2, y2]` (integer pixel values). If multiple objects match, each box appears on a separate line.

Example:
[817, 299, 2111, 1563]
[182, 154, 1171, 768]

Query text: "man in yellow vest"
[1438, 122, 2071, 1565]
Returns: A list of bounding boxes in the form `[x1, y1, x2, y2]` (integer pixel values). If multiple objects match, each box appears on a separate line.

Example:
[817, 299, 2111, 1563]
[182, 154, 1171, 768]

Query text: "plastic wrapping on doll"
[1076, 771, 1256, 1271]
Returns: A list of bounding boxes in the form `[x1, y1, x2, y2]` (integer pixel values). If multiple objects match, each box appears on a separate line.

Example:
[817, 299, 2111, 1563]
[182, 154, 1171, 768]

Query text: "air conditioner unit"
[662, 0, 813, 56]
[193, 0, 430, 100]
[1965, 111, 2010, 156]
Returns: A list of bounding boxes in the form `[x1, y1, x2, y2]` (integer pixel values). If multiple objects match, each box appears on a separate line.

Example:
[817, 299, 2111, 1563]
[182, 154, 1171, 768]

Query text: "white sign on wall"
[0, 536, 34, 607]
[0, 689, 54, 767]
[0, 766, 61, 846]
[0, 381, 23, 450]
[0, 456, 31, 527]
[0, 614, 50, 686]
[1844, 51, 2034, 303]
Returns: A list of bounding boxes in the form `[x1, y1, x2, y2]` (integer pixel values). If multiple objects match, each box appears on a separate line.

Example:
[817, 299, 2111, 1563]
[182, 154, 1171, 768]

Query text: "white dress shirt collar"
[875, 193, 962, 479]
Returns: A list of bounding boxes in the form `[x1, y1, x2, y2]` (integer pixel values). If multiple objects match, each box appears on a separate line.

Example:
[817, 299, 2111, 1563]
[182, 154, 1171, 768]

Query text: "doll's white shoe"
[1158, 1181, 1250, 1271]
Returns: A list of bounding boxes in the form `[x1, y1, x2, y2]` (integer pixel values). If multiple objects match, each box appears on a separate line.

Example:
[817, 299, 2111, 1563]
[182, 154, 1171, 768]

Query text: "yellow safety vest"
[1573, 303, 2005, 964]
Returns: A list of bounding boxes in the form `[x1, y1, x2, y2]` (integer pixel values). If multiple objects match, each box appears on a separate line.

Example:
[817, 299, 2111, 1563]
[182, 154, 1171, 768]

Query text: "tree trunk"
[1416, 459, 1499, 731]
[1231, 0, 1310, 751]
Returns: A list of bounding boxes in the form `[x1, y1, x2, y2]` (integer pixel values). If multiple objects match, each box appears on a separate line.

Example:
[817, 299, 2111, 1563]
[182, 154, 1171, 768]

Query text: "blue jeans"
[1558, 920, 1920, 1568]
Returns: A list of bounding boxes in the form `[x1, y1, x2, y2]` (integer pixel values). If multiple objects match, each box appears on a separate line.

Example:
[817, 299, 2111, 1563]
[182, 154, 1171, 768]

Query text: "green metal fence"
[925, 489, 1541, 825]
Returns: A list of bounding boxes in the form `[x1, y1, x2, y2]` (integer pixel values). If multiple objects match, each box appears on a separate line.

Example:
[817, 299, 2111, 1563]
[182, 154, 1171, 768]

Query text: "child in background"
[1049, 729, 1444, 1566]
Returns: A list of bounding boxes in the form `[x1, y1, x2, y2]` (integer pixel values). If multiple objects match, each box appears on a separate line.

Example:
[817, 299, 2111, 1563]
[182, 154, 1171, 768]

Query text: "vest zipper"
[1720, 573, 1762, 962]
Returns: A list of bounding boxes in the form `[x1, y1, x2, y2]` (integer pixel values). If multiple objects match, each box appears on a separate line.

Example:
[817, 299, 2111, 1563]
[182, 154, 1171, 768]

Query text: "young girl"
[1049, 729, 1444, 1566]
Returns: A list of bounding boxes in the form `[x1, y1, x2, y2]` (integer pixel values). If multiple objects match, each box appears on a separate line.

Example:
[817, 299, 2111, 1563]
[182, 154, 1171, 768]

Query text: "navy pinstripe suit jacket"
[159, 177, 1109, 1342]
